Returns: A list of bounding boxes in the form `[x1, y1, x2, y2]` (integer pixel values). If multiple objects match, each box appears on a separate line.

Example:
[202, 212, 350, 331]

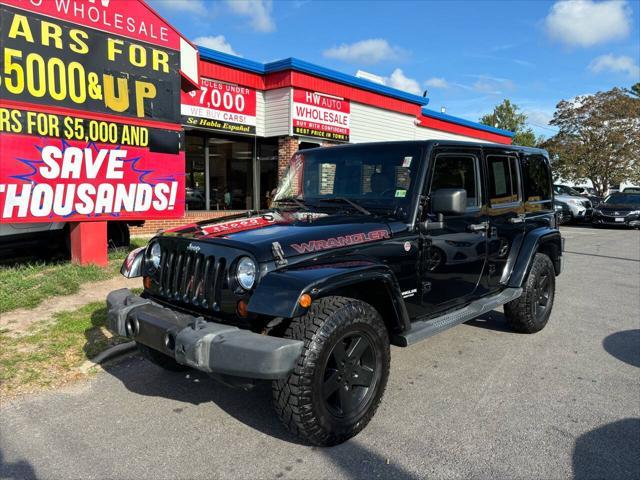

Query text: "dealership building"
[131, 46, 514, 235]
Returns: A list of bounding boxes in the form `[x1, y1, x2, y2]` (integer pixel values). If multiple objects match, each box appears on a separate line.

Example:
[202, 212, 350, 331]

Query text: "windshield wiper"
[274, 197, 311, 210]
[318, 197, 372, 216]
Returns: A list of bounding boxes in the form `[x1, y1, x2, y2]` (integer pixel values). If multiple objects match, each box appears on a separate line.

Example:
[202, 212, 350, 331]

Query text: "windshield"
[273, 144, 423, 218]
[604, 194, 640, 205]
[554, 185, 581, 196]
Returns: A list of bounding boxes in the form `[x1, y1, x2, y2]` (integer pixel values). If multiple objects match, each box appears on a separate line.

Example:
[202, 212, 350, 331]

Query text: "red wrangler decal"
[290, 229, 390, 254]
[201, 216, 275, 237]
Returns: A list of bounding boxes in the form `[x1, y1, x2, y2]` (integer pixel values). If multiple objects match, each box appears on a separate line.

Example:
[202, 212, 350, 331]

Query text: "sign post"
[0, 0, 198, 265]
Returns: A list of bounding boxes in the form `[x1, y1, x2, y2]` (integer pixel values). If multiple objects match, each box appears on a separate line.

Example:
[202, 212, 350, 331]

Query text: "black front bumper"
[106, 289, 303, 379]
[592, 214, 640, 227]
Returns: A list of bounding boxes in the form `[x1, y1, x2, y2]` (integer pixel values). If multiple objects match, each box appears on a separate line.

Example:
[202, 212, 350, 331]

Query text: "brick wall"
[130, 210, 245, 236]
[278, 136, 299, 179]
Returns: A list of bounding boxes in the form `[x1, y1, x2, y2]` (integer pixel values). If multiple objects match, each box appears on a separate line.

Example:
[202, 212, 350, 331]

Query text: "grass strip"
[0, 239, 146, 314]
[0, 291, 141, 397]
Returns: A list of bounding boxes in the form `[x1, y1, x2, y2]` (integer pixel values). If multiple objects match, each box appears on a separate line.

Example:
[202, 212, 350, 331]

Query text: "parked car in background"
[622, 187, 640, 194]
[592, 193, 640, 228]
[572, 186, 602, 206]
[553, 185, 592, 223]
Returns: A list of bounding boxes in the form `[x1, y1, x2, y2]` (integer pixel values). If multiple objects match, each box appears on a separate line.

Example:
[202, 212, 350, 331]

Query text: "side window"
[486, 155, 520, 207]
[523, 155, 552, 202]
[430, 154, 480, 208]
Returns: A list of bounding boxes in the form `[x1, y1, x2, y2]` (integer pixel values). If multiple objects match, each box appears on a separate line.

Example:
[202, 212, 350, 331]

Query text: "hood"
[599, 203, 639, 211]
[162, 210, 395, 262]
[555, 194, 587, 202]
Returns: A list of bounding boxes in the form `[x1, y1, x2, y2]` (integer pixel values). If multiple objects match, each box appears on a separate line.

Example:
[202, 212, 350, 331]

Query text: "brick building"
[132, 47, 513, 236]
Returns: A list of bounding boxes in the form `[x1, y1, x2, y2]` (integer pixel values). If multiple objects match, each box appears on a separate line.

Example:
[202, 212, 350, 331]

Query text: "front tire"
[504, 253, 556, 333]
[272, 296, 390, 446]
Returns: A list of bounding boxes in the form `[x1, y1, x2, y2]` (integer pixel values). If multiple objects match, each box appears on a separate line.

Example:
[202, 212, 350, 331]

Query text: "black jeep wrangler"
[107, 140, 563, 446]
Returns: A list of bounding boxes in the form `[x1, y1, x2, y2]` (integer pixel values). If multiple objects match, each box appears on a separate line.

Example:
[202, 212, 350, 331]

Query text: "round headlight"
[236, 256, 256, 290]
[149, 242, 161, 268]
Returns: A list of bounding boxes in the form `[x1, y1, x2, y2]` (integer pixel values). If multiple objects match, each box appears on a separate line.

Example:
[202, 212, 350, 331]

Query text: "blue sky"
[150, 0, 640, 138]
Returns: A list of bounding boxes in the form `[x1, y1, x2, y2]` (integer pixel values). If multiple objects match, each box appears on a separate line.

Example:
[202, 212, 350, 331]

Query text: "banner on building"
[0, 0, 191, 223]
[291, 89, 350, 142]
[180, 77, 257, 135]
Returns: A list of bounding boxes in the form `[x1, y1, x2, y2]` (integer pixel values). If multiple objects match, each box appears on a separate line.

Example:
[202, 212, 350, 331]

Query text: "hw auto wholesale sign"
[181, 77, 257, 135]
[291, 88, 350, 142]
[0, 0, 192, 223]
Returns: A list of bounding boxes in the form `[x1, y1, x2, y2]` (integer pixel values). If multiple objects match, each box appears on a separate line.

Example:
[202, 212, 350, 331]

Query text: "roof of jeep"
[302, 140, 547, 156]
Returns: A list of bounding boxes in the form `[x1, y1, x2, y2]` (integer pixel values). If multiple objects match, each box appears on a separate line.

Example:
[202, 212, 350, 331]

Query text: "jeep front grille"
[158, 248, 227, 311]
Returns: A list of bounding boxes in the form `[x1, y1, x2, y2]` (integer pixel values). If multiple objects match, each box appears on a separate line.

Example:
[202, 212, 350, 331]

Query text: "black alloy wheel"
[322, 331, 380, 419]
[533, 270, 551, 321]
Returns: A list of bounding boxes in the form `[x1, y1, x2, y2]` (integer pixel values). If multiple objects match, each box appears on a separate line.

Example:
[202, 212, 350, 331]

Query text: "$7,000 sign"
[181, 78, 257, 135]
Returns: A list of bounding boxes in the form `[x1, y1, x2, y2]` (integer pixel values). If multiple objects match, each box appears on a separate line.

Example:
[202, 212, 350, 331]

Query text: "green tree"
[629, 82, 640, 98]
[479, 99, 537, 147]
[541, 87, 640, 197]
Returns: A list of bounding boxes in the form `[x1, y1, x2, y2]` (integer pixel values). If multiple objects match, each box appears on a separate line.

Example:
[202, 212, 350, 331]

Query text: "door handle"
[508, 215, 525, 224]
[468, 222, 488, 232]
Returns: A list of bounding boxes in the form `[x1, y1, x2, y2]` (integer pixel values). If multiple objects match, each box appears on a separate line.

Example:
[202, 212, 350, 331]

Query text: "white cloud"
[149, 0, 207, 16]
[226, 0, 275, 33]
[589, 54, 640, 78]
[386, 69, 422, 95]
[193, 35, 240, 56]
[424, 77, 449, 89]
[357, 68, 422, 95]
[545, 0, 631, 47]
[323, 39, 406, 65]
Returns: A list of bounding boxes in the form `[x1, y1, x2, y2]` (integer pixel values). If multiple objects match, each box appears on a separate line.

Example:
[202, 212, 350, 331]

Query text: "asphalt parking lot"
[1, 226, 639, 480]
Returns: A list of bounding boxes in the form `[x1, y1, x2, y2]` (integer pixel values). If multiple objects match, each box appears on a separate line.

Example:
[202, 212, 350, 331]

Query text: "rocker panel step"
[393, 288, 522, 347]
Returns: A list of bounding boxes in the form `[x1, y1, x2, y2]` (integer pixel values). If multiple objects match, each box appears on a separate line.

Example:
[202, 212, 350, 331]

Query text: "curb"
[79, 341, 137, 373]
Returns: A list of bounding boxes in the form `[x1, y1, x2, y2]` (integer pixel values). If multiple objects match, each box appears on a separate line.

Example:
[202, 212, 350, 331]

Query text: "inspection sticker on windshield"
[395, 189, 407, 198]
[402, 157, 413, 167]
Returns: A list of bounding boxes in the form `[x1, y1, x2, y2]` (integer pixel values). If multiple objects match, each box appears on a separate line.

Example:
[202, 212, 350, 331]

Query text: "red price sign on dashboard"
[180, 78, 257, 135]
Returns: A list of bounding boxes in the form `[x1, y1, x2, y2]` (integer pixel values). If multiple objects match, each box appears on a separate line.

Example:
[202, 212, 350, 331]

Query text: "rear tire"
[136, 342, 189, 372]
[504, 253, 556, 333]
[107, 222, 130, 248]
[272, 296, 390, 446]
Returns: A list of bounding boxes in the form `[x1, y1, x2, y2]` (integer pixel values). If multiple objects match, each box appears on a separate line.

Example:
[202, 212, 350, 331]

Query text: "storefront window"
[185, 135, 206, 210]
[208, 136, 254, 210]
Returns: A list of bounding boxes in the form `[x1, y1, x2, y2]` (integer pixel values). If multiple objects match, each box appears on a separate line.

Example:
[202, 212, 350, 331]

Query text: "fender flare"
[507, 227, 562, 288]
[247, 263, 411, 332]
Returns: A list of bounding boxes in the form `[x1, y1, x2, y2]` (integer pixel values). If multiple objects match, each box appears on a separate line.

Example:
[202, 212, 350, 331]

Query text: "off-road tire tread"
[272, 296, 390, 446]
[136, 342, 189, 372]
[504, 253, 555, 333]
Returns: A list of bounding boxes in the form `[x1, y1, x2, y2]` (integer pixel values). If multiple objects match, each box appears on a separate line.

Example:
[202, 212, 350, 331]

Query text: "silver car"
[553, 185, 593, 223]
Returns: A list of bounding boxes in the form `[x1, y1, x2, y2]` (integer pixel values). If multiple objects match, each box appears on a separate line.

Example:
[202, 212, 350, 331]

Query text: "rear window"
[523, 155, 552, 202]
[605, 194, 640, 205]
[486, 155, 520, 207]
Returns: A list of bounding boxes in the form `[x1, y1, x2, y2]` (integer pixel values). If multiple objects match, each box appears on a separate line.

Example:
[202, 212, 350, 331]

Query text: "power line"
[529, 122, 559, 132]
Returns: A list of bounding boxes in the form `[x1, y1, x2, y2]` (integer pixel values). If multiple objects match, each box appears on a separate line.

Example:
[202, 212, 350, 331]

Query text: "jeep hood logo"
[186, 243, 201, 253]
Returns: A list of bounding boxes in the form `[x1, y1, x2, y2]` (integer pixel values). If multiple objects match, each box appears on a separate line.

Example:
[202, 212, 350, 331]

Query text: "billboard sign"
[181, 77, 257, 135]
[291, 88, 350, 142]
[0, 0, 192, 223]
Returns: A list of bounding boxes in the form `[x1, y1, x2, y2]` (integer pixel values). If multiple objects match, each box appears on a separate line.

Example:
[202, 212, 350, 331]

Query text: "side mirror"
[431, 188, 467, 215]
